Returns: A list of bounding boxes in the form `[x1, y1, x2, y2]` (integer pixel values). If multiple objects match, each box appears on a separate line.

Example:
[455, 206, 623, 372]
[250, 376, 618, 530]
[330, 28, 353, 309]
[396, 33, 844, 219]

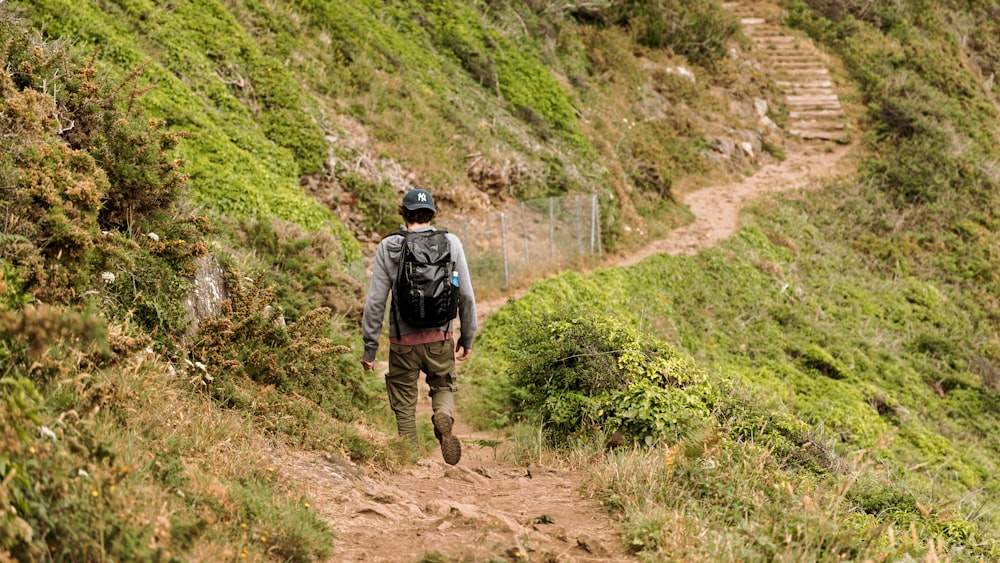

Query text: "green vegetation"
[461, 0, 1000, 559]
[5, 0, 1000, 560]
[23, 0, 357, 251]
[13, 0, 759, 248]
[0, 10, 400, 559]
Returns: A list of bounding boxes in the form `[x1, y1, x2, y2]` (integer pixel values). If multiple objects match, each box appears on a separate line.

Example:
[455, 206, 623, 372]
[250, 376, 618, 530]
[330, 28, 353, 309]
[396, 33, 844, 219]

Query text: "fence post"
[595, 194, 603, 256]
[575, 196, 584, 254]
[521, 202, 529, 267]
[501, 211, 509, 288]
[549, 197, 555, 259]
[590, 195, 596, 254]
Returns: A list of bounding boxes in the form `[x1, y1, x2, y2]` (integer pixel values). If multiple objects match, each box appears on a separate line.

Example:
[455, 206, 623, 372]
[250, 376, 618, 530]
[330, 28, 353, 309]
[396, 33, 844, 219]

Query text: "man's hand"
[456, 346, 471, 362]
[360, 359, 376, 371]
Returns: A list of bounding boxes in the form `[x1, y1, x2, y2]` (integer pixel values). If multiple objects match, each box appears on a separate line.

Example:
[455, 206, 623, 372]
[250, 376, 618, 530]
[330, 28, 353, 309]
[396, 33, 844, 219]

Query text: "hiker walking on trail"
[360, 188, 476, 465]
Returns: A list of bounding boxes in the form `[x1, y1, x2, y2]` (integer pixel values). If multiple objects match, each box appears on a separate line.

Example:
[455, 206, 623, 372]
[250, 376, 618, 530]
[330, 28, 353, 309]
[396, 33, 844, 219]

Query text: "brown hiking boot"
[432, 411, 461, 465]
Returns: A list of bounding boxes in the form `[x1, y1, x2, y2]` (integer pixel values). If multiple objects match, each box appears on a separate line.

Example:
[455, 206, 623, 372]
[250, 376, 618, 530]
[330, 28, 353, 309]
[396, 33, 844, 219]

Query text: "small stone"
[576, 535, 609, 557]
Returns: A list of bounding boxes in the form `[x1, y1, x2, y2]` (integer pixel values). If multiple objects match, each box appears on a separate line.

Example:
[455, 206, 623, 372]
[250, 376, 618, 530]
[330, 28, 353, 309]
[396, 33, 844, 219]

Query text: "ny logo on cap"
[418, 193, 427, 202]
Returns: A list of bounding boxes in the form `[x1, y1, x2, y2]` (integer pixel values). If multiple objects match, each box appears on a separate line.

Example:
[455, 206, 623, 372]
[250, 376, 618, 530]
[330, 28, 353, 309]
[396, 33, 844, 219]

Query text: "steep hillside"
[465, 0, 1000, 560]
[0, 2, 779, 560]
[4, 0, 1000, 561]
[10, 0, 784, 250]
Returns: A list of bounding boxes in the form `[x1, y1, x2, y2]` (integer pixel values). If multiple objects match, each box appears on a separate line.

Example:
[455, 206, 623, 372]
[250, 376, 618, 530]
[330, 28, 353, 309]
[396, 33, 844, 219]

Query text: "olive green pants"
[386, 340, 457, 445]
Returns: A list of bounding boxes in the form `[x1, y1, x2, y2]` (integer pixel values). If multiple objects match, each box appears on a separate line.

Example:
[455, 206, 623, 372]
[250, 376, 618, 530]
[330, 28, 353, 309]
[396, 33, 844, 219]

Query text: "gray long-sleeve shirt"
[361, 225, 477, 362]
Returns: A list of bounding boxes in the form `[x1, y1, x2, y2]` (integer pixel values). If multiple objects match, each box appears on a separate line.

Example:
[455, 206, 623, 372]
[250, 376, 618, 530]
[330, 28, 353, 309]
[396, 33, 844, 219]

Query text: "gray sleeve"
[361, 241, 394, 362]
[449, 234, 477, 350]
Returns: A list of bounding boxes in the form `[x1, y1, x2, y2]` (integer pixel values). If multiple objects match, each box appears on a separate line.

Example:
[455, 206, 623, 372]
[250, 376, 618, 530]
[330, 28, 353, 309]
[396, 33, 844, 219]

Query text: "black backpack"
[392, 229, 458, 330]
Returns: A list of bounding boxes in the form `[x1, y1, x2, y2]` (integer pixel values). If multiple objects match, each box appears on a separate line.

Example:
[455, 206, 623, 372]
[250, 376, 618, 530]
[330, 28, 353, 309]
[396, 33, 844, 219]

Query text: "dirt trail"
[270, 3, 861, 560]
[269, 134, 857, 563]
[614, 141, 855, 268]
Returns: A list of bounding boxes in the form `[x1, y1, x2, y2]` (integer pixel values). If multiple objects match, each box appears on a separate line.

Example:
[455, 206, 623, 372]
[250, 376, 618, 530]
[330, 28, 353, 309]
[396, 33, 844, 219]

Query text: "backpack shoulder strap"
[390, 228, 410, 340]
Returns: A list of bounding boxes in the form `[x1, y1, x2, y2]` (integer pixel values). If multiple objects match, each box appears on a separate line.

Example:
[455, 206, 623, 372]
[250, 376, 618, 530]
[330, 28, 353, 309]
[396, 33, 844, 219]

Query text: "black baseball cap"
[402, 188, 436, 212]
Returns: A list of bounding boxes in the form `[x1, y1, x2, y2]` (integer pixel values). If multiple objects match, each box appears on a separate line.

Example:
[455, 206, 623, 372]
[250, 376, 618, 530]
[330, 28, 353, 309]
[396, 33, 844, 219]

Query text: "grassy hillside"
[3, 0, 1000, 560]
[12, 0, 765, 247]
[0, 1, 757, 559]
[465, 0, 1000, 560]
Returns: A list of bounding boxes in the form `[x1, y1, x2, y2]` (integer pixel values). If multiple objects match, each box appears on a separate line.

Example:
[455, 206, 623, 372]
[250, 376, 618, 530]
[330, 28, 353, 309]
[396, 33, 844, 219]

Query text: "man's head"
[399, 188, 436, 225]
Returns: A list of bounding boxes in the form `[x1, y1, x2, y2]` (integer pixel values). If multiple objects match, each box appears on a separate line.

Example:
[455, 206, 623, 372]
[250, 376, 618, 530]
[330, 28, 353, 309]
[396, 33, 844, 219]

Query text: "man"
[360, 188, 477, 465]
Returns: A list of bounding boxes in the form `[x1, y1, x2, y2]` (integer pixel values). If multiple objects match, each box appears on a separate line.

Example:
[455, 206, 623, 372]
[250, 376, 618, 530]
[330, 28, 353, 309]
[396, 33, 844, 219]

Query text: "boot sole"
[432, 411, 462, 465]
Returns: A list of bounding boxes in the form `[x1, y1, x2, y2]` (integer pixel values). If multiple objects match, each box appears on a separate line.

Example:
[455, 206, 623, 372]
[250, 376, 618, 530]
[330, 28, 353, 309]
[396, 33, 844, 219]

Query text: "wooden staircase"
[723, 2, 851, 142]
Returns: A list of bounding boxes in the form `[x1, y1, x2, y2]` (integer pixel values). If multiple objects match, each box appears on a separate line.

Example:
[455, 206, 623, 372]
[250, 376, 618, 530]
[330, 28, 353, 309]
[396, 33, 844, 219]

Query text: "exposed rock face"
[181, 255, 229, 336]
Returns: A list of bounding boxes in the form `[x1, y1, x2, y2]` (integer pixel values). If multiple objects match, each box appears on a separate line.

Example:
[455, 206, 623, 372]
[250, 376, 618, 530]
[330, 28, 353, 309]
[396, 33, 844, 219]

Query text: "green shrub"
[568, 0, 740, 67]
[192, 271, 374, 422]
[0, 376, 41, 554]
[500, 308, 713, 444]
[0, 12, 206, 348]
[240, 219, 365, 321]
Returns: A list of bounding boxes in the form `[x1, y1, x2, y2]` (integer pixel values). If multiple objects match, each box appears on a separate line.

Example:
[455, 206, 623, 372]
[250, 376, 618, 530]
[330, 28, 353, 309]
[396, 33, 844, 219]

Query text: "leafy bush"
[240, 218, 365, 322]
[191, 271, 374, 422]
[0, 11, 205, 338]
[0, 375, 43, 556]
[565, 0, 740, 67]
[500, 308, 714, 444]
[1, 18, 187, 229]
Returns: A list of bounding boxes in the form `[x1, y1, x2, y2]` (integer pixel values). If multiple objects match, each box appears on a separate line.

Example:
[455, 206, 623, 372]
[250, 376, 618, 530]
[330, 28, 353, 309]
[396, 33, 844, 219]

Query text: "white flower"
[39, 426, 57, 440]
[100, 271, 115, 284]
[147, 232, 160, 242]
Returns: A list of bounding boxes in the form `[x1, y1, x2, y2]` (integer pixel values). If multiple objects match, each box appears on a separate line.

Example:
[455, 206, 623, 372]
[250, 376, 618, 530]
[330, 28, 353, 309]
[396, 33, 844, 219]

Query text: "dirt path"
[270, 134, 857, 563]
[613, 140, 855, 267]
[271, 436, 630, 562]
[270, 3, 861, 560]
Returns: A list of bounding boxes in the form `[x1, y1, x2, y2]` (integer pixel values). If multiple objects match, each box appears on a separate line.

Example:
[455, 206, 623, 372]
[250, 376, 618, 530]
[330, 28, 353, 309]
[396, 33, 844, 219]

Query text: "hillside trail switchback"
[269, 3, 860, 560]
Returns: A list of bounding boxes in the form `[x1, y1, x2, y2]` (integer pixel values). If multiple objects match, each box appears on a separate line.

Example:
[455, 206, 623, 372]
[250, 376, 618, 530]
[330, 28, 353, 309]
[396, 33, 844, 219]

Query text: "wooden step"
[766, 54, 824, 62]
[776, 80, 834, 88]
[786, 93, 839, 102]
[790, 119, 847, 129]
[725, 0, 849, 145]
[770, 62, 828, 71]
[787, 101, 843, 112]
[791, 129, 851, 141]
[751, 35, 797, 43]
[789, 109, 845, 119]
[784, 89, 840, 98]
[774, 68, 831, 77]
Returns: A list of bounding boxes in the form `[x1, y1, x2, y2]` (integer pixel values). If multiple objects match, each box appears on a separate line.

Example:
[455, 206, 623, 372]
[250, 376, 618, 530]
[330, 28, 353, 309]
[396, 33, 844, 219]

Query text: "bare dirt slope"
[269, 3, 860, 561]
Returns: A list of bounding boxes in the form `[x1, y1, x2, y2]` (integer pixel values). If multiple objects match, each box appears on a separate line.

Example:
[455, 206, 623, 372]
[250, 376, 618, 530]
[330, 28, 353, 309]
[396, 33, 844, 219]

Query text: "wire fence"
[349, 194, 603, 295]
